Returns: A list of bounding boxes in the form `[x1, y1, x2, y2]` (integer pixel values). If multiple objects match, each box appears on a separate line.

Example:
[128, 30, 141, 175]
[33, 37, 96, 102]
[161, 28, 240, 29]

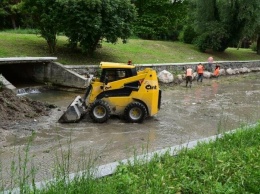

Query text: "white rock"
[239, 67, 251, 73]
[158, 70, 174, 83]
[203, 71, 212, 78]
[233, 68, 240, 74]
[226, 68, 235, 75]
[219, 69, 226, 75]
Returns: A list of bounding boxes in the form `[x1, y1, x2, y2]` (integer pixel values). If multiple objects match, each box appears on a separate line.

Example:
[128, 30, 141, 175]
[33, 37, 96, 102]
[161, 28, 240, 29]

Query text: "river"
[1, 72, 260, 189]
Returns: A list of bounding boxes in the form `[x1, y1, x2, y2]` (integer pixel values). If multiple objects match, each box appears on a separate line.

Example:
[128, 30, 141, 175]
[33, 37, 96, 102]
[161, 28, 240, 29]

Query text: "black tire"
[124, 102, 147, 123]
[89, 100, 111, 123]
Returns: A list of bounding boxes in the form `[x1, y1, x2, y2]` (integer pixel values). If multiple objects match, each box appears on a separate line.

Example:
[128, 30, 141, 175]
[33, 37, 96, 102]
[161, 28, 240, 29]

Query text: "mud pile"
[0, 89, 53, 129]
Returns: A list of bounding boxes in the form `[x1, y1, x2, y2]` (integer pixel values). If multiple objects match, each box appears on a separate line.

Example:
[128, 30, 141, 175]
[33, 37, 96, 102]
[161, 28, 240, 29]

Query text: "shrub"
[250, 42, 257, 52]
[183, 25, 197, 44]
[194, 22, 230, 52]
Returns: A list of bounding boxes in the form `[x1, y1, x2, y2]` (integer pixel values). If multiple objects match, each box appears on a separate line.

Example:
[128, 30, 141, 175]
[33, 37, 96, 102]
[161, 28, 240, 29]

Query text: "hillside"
[0, 32, 260, 65]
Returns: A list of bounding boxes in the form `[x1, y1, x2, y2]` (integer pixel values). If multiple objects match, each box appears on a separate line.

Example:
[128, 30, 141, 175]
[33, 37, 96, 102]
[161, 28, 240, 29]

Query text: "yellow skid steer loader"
[58, 62, 161, 123]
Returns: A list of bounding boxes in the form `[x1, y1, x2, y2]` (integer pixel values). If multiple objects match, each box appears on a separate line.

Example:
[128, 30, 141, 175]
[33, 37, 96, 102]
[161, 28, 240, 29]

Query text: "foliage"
[133, 0, 188, 41]
[0, 0, 24, 29]
[182, 25, 197, 44]
[23, 0, 63, 53]
[195, 21, 230, 52]
[19, 0, 136, 55]
[59, 0, 137, 55]
[190, 0, 260, 53]
[250, 42, 257, 52]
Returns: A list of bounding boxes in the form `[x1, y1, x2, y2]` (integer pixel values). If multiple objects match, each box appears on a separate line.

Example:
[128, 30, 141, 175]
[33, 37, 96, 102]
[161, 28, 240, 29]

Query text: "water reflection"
[212, 81, 219, 95]
[27, 89, 84, 107]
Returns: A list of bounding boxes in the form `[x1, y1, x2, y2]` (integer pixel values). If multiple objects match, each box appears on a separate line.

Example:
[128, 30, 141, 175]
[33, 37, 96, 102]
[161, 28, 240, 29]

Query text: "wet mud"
[1, 73, 260, 187]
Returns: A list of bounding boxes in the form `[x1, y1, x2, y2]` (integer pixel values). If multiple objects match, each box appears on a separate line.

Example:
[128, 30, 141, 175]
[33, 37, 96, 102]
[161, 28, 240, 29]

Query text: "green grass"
[1, 32, 260, 65]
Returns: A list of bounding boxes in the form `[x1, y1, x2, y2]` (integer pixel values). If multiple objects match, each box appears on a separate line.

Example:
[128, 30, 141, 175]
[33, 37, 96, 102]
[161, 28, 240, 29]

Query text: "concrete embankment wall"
[33, 62, 91, 89]
[0, 74, 16, 91]
[66, 60, 260, 75]
[0, 59, 91, 90]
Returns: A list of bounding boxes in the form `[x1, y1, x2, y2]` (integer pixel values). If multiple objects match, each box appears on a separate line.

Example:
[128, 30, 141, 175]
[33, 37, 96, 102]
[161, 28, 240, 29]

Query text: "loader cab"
[100, 68, 137, 83]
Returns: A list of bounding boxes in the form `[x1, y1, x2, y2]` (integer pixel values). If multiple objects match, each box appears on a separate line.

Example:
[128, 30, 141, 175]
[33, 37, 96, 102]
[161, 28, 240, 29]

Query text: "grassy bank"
[38, 124, 260, 193]
[1, 123, 259, 193]
[1, 32, 260, 65]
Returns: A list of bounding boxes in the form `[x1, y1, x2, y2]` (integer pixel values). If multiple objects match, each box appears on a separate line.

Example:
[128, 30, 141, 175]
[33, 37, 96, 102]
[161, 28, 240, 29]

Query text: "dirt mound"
[0, 89, 53, 129]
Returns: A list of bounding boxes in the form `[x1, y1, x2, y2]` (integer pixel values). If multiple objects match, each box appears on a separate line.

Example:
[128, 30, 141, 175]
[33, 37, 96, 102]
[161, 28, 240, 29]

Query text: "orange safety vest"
[186, 68, 192, 76]
[214, 67, 220, 76]
[197, 65, 204, 74]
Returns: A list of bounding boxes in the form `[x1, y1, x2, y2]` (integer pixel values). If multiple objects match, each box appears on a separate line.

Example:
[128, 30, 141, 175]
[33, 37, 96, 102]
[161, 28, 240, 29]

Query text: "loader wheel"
[124, 102, 147, 123]
[89, 100, 111, 123]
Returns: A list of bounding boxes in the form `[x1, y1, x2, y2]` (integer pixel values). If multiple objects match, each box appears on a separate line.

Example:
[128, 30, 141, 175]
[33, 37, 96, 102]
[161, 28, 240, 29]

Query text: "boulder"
[239, 67, 251, 73]
[158, 70, 174, 83]
[251, 67, 260, 72]
[219, 69, 226, 76]
[192, 72, 197, 80]
[233, 68, 240, 74]
[203, 71, 212, 78]
[226, 68, 235, 75]
[174, 74, 184, 84]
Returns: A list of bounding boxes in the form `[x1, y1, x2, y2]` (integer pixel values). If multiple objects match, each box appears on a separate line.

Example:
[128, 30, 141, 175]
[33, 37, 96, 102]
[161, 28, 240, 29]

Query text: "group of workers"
[185, 56, 220, 88]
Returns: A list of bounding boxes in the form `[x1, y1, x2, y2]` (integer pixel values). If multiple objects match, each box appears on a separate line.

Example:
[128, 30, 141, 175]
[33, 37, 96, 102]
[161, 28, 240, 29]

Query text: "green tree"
[133, 0, 188, 40]
[0, 0, 24, 29]
[239, 0, 260, 54]
[23, 0, 62, 53]
[191, 0, 230, 52]
[60, 0, 137, 55]
[257, 34, 260, 55]
[191, 0, 260, 53]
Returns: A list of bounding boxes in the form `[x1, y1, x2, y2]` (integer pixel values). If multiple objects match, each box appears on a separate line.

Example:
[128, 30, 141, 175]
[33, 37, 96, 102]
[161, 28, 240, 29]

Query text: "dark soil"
[0, 89, 53, 129]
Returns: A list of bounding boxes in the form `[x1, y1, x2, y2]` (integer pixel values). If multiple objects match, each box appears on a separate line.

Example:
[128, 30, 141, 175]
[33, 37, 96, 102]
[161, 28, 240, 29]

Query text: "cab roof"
[100, 62, 135, 69]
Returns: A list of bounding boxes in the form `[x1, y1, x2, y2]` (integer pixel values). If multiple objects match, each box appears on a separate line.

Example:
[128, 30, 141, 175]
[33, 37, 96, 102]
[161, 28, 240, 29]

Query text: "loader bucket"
[58, 95, 86, 123]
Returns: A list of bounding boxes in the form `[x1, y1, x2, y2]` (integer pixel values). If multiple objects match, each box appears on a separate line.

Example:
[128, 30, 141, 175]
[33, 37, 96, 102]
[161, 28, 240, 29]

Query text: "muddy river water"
[1, 73, 260, 187]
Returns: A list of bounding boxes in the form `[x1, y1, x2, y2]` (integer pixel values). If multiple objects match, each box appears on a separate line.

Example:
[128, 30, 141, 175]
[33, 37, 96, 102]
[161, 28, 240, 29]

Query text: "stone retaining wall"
[65, 60, 260, 76]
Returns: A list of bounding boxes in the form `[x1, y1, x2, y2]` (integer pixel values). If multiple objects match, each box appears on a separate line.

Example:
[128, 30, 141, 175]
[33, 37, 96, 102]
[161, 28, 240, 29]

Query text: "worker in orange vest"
[185, 66, 193, 88]
[213, 64, 220, 77]
[196, 63, 204, 82]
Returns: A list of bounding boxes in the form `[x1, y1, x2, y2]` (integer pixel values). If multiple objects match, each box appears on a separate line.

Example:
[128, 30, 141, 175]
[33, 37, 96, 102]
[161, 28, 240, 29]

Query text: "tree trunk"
[47, 39, 56, 54]
[257, 34, 260, 55]
[11, 15, 17, 29]
[237, 39, 242, 50]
